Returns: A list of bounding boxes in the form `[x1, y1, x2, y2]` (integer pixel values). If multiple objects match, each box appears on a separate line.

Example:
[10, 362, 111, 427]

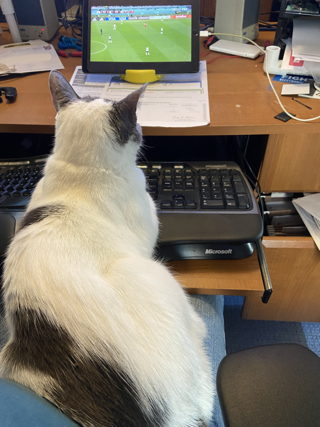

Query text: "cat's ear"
[113, 83, 147, 126]
[49, 70, 80, 112]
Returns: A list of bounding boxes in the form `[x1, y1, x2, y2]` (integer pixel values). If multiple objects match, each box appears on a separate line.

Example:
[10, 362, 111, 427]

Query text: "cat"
[0, 70, 214, 427]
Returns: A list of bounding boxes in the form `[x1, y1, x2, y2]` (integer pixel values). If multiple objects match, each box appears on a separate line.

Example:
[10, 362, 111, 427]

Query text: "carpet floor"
[224, 296, 320, 357]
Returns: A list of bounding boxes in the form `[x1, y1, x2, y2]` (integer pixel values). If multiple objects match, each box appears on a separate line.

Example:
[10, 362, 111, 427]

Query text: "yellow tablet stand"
[120, 69, 163, 83]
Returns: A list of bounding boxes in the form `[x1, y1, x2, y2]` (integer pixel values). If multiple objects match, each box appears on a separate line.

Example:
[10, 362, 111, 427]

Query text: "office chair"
[217, 343, 320, 427]
[0, 378, 78, 427]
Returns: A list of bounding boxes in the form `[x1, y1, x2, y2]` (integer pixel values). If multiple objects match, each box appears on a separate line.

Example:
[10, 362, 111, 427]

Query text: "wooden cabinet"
[242, 237, 320, 322]
[259, 133, 320, 193]
[242, 133, 320, 322]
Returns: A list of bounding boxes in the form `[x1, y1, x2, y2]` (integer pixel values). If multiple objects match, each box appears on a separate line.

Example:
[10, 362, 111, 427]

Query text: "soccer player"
[100, 29, 102, 35]
[160, 27, 163, 34]
[113, 23, 116, 30]
[108, 35, 112, 43]
[144, 22, 147, 28]
[146, 46, 150, 55]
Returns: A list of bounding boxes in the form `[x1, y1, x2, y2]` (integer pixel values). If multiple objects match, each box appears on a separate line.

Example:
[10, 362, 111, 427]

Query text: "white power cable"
[209, 32, 320, 123]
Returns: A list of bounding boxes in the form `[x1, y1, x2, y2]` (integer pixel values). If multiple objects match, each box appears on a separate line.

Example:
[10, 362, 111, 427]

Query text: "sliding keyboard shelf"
[167, 248, 265, 297]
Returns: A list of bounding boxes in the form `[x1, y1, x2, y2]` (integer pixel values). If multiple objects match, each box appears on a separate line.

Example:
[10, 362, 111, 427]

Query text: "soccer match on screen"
[90, 5, 192, 62]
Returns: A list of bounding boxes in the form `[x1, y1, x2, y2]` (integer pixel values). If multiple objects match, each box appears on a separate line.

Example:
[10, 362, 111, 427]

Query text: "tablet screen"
[83, 0, 200, 74]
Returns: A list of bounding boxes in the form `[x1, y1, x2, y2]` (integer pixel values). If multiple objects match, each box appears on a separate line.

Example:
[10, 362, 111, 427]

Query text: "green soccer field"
[90, 18, 191, 62]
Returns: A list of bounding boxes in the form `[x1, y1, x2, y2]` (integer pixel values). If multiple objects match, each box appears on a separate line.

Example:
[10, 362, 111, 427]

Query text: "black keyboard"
[0, 156, 46, 209]
[0, 157, 263, 261]
[139, 162, 253, 211]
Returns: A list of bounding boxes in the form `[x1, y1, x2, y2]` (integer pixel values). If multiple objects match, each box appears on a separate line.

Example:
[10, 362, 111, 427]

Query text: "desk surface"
[1, 28, 320, 136]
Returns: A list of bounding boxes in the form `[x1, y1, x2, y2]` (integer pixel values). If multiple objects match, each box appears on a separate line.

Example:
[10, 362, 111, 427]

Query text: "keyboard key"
[163, 180, 172, 190]
[201, 199, 225, 209]
[200, 188, 210, 195]
[150, 169, 159, 175]
[222, 180, 232, 188]
[174, 179, 183, 190]
[173, 194, 185, 200]
[222, 187, 234, 195]
[185, 180, 194, 190]
[199, 169, 208, 175]
[226, 200, 237, 209]
[185, 200, 197, 209]
[174, 173, 183, 179]
[212, 194, 223, 200]
[232, 174, 242, 182]
[200, 181, 209, 188]
[173, 199, 184, 209]
[221, 176, 231, 183]
[148, 182, 158, 190]
[160, 200, 172, 209]
[212, 186, 221, 193]
[234, 182, 246, 193]
[210, 179, 220, 186]
[225, 194, 235, 200]
[237, 194, 250, 209]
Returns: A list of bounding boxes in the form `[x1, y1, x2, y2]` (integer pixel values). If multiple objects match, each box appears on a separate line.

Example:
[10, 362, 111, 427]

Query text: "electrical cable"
[259, 11, 280, 15]
[46, 24, 65, 43]
[210, 32, 320, 123]
[236, 135, 262, 195]
[245, 173, 265, 220]
[258, 20, 277, 27]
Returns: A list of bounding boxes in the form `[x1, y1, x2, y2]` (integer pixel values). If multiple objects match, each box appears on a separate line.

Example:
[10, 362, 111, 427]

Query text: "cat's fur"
[0, 70, 214, 427]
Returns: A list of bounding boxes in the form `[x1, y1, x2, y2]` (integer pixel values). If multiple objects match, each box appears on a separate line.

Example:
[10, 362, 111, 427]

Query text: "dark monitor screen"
[82, 0, 200, 74]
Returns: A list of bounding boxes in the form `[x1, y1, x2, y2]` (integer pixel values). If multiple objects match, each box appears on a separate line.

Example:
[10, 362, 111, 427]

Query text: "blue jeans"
[189, 294, 226, 427]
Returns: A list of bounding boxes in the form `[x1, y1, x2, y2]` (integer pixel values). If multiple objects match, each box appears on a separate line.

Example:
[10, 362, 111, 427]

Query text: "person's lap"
[188, 294, 226, 427]
[0, 295, 226, 427]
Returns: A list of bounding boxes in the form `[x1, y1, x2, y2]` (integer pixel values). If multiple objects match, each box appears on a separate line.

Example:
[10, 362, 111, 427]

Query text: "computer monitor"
[82, 0, 200, 77]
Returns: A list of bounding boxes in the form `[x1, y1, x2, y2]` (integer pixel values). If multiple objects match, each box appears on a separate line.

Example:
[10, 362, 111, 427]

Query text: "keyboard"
[0, 157, 263, 261]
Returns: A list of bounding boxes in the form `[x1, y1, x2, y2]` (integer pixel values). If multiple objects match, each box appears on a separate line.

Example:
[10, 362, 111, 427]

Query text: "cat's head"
[49, 70, 146, 170]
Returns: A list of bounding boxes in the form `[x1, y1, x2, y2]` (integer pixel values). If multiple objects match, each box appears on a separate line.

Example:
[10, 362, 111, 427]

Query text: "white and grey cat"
[0, 70, 214, 427]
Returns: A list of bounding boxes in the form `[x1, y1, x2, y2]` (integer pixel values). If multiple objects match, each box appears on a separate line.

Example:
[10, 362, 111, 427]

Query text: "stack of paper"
[293, 19, 320, 91]
[0, 39, 64, 75]
[292, 19, 320, 63]
[70, 61, 210, 128]
[280, 19, 320, 98]
[292, 193, 320, 250]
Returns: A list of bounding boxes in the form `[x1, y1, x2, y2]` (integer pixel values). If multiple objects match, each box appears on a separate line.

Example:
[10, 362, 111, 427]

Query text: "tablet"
[82, 0, 200, 75]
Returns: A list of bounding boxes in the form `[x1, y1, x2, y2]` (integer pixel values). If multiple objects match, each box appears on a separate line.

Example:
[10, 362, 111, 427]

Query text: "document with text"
[69, 61, 210, 127]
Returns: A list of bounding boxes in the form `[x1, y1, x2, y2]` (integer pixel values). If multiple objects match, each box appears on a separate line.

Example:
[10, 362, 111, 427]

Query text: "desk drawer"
[242, 236, 320, 322]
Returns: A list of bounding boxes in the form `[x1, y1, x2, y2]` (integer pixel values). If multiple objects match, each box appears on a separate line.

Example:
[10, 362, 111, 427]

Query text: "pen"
[55, 49, 69, 58]
[69, 51, 82, 57]
[291, 97, 312, 110]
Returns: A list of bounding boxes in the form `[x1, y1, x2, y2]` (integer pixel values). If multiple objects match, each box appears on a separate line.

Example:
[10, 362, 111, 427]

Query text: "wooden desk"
[1, 29, 320, 320]
[1, 29, 320, 135]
